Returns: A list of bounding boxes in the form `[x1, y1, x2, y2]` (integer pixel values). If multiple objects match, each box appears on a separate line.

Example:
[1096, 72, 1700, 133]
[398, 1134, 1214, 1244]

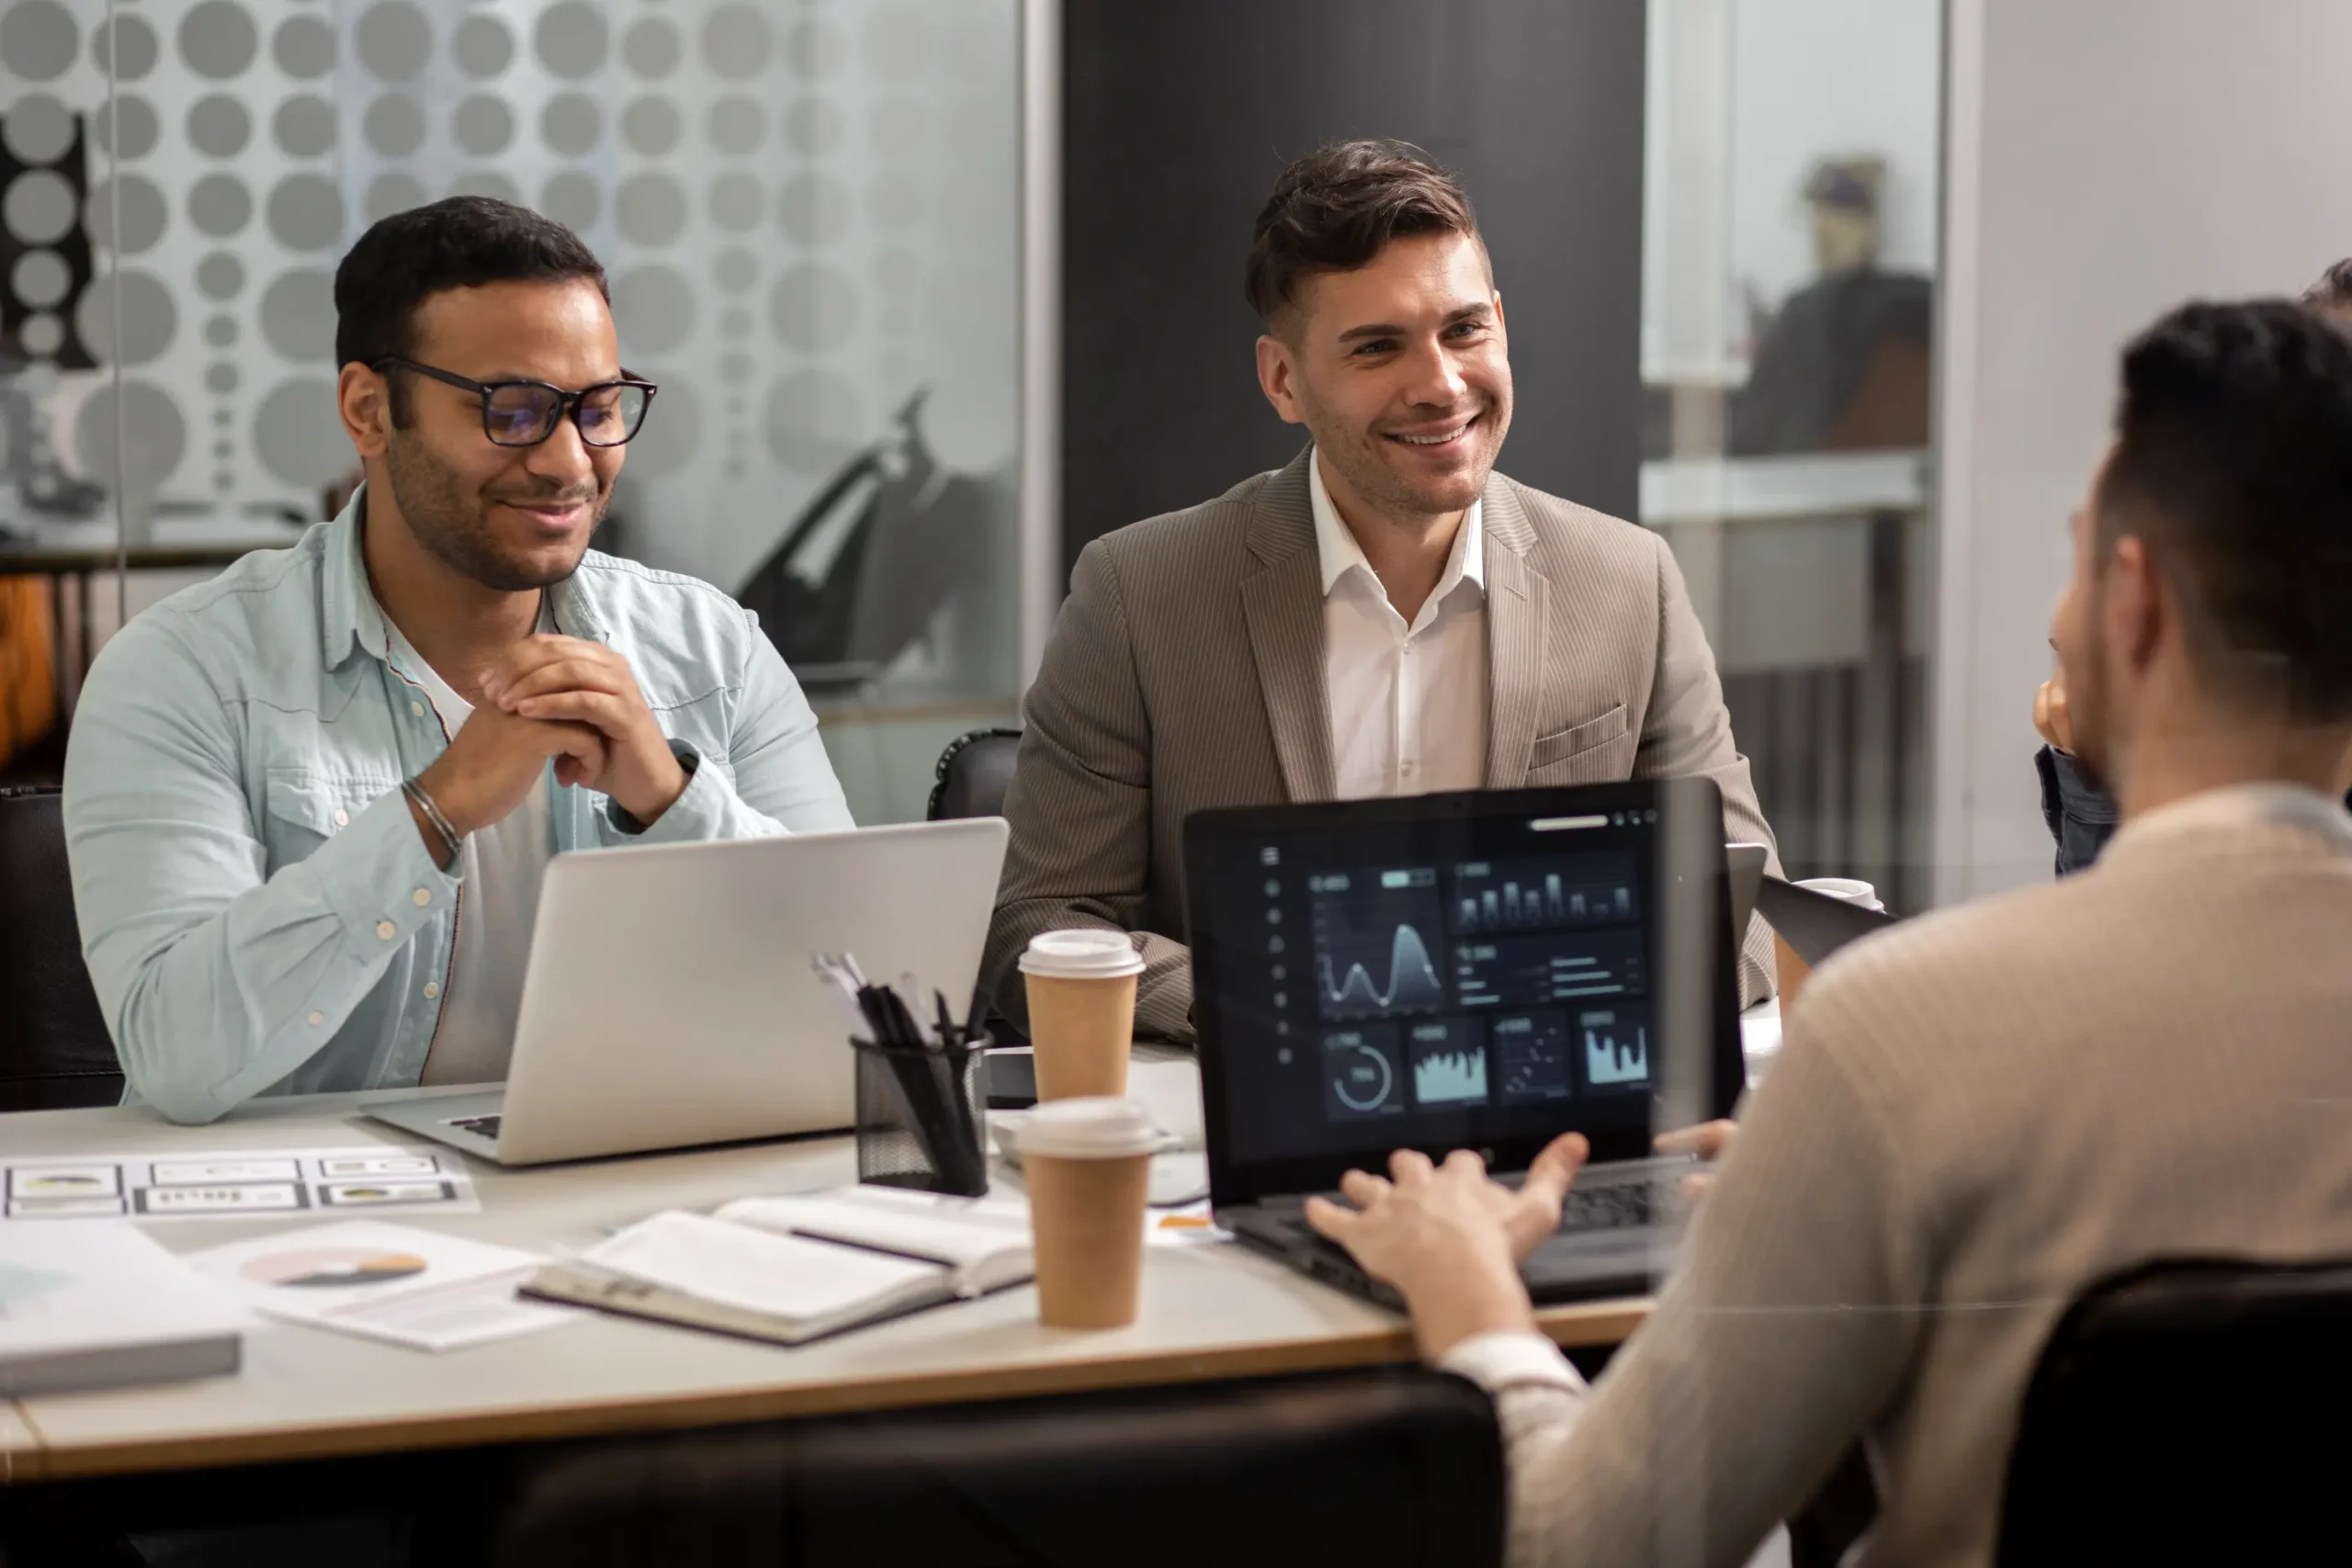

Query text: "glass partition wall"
[1642, 0, 1941, 912]
[0, 0, 1024, 818]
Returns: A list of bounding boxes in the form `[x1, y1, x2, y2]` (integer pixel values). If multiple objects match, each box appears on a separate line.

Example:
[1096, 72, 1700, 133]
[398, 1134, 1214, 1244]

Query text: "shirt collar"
[319, 483, 389, 671]
[1307, 446, 1485, 606]
[318, 481, 606, 671]
[2105, 781, 2352, 859]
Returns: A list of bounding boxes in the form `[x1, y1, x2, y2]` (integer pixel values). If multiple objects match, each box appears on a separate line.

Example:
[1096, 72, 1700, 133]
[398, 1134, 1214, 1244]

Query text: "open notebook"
[523, 1186, 1035, 1346]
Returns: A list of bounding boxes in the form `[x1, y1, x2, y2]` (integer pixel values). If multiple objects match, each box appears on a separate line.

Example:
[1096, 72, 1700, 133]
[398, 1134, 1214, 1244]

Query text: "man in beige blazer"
[1309, 295, 2352, 1566]
[988, 141, 1780, 1040]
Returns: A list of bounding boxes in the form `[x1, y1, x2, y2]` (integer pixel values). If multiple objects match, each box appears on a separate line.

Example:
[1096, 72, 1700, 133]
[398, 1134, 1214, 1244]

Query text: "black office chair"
[927, 727, 1022, 821]
[489, 1366, 1504, 1568]
[0, 784, 122, 1111]
[1996, 1256, 2352, 1566]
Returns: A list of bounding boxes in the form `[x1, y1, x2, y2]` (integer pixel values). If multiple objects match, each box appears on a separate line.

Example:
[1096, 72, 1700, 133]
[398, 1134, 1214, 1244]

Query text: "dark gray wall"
[1061, 0, 1647, 580]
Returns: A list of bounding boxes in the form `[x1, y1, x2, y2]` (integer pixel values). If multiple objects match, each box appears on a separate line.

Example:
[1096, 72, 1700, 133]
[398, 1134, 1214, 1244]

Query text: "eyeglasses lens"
[484, 385, 563, 446]
[576, 384, 650, 446]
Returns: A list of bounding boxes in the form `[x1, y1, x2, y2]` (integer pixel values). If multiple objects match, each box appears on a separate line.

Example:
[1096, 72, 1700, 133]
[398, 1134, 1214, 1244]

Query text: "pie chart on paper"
[238, 1247, 428, 1288]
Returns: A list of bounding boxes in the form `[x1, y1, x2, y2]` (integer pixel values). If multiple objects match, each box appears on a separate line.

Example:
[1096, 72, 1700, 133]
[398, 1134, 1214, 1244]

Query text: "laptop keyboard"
[1554, 1179, 1655, 1233]
[448, 1114, 503, 1140]
[1261, 1175, 1655, 1253]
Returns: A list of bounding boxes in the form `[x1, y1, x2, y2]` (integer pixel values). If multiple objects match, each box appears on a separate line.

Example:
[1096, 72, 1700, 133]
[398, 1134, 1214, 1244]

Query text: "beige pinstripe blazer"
[986, 449, 1781, 1040]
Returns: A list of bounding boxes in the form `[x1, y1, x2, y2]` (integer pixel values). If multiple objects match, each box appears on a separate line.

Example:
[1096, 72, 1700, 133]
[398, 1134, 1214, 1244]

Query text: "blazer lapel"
[1482, 478, 1549, 786]
[1244, 450, 1335, 802]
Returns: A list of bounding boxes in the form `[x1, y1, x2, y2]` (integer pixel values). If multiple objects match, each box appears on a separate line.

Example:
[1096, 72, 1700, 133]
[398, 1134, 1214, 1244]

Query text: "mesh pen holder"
[851, 1035, 990, 1197]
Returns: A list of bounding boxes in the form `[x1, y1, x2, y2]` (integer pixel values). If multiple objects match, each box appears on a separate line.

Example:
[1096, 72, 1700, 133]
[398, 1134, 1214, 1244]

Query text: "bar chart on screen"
[1407, 1019, 1489, 1106]
[1452, 853, 1640, 934]
[1579, 1010, 1650, 1089]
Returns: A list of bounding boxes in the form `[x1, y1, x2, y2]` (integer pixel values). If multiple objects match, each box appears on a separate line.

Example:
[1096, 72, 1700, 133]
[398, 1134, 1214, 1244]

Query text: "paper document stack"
[0, 1222, 246, 1394]
[525, 1185, 1035, 1345]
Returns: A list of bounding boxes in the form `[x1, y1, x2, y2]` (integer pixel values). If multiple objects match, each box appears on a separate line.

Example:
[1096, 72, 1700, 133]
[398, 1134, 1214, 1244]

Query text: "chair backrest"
[927, 727, 1023, 821]
[0, 785, 122, 1111]
[1997, 1256, 2352, 1567]
[490, 1366, 1504, 1568]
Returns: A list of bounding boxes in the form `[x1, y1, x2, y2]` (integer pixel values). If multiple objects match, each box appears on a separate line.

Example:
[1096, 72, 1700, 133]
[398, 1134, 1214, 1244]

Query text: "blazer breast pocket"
[1523, 705, 1634, 785]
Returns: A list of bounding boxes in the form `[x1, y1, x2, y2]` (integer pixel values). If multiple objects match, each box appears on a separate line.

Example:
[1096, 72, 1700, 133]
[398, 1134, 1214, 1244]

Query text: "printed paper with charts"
[1, 1147, 481, 1221]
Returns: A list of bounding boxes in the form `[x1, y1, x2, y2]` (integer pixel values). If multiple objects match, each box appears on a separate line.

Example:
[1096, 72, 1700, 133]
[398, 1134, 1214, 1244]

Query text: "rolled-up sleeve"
[62, 616, 461, 1125]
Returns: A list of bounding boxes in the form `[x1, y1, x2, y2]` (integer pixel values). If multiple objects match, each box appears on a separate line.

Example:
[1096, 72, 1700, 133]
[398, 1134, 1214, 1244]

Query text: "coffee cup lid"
[1016, 1096, 1160, 1159]
[1795, 877, 1884, 912]
[1019, 928, 1146, 980]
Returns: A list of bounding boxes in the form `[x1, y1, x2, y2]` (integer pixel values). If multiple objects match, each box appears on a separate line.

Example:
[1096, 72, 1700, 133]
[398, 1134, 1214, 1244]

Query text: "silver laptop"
[364, 818, 1009, 1166]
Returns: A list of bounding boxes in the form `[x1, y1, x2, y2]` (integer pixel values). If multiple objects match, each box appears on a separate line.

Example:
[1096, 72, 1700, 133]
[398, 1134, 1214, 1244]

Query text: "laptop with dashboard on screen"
[1182, 779, 1746, 1307]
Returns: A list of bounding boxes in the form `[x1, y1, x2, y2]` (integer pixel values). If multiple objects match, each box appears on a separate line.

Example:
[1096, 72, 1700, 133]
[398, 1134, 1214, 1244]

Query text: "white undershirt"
[1310, 448, 1490, 799]
[383, 609, 555, 1088]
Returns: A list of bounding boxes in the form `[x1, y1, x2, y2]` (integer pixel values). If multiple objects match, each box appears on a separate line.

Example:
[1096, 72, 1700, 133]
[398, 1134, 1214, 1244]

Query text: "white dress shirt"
[1309, 448, 1490, 800]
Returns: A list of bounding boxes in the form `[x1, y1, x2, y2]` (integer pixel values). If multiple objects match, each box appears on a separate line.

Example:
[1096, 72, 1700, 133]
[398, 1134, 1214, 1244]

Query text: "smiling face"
[365, 277, 626, 592]
[1255, 230, 1512, 525]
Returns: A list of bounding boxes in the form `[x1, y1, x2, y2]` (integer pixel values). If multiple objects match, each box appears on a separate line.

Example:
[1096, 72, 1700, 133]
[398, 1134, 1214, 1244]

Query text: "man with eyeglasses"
[63, 197, 852, 1124]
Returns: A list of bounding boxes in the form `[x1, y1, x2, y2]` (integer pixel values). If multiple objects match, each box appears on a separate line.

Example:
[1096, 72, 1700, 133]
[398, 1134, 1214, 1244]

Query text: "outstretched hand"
[1655, 1118, 1738, 1202]
[1305, 1134, 1588, 1359]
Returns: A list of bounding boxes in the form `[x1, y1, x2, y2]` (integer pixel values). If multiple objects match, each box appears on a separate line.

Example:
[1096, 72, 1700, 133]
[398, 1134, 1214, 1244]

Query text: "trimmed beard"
[381, 432, 600, 593]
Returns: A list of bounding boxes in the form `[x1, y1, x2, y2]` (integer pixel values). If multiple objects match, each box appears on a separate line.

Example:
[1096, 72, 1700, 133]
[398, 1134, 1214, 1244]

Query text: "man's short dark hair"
[334, 197, 608, 423]
[2098, 299, 2352, 720]
[2302, 257, 2352, 315]
[1243, 140, 1482, 330]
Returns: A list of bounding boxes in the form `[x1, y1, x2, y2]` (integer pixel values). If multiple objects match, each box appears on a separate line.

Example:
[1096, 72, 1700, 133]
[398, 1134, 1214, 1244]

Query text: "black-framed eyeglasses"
[372, 357, 659, 448]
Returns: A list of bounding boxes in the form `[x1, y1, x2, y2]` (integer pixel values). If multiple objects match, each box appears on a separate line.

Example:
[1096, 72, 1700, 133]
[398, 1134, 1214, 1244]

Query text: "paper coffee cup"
[1020, 930, 1145, 1101]
[1019, 1097, 1159, 1329]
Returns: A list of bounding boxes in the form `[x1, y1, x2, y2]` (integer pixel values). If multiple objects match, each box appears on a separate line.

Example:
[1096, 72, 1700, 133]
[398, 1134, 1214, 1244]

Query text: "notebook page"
[583, 1211, 942, 1323]
[718, 1191, 1029, 1273]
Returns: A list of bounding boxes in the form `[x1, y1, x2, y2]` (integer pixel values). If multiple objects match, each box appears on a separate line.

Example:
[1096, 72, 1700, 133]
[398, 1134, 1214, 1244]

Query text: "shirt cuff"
[1439, 1330, 1590, 1397]
[605, 739, 706, 839]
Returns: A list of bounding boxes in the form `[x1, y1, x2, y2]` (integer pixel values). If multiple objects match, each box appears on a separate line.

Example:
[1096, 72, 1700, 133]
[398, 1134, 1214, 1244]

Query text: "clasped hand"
[416, 636, 686, 840]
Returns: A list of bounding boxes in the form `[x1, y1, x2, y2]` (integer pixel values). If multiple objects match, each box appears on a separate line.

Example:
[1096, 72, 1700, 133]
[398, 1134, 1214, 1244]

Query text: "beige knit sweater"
[1444, 784, 2352, 1566]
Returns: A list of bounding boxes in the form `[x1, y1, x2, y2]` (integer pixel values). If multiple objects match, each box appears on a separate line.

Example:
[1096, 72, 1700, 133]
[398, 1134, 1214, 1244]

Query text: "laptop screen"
[1183, 781, 1745, 1201]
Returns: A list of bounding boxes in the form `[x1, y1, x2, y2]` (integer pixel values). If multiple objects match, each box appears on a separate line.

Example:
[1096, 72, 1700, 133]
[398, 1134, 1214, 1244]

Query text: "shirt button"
[332, 808, 349, 829]
[307, 1011, 324, 1026]
[424, 981, 440, 999]
[411, 701, 425, 718]
[412, 887, 431, 907]
[376, 919, 396, 940]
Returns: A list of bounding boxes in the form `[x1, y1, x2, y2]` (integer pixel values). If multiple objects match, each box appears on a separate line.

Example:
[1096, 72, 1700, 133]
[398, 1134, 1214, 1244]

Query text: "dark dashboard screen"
[1188, 787, 1737, 1189]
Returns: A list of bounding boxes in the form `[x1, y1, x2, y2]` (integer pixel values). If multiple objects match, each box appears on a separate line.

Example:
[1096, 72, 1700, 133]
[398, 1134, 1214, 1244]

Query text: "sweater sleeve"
[1475, 982, 1927, 1568]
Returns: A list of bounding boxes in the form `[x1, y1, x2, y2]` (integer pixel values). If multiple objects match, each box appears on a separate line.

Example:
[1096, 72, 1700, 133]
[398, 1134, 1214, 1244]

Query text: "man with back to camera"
[63, 197, 853, 1126]
[986, 141, 1781, 1041]
[2030, 258, 2352, 874]
[1306, 298, 2352, 1565]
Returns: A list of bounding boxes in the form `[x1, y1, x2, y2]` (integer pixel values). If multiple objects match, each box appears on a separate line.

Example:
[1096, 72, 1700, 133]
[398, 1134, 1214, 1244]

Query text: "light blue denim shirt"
[62, 491, 854, 1124]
